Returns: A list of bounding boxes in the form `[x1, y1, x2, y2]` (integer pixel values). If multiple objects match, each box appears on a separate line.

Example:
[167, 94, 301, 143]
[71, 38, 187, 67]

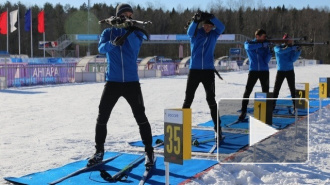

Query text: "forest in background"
[0, 1, 329, 63]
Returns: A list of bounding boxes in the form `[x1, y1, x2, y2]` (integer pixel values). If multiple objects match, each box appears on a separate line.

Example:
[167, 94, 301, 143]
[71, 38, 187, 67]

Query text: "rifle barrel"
[267, 36, 307, 42]
[98, 17, 152, 26]
[247, 37, 306, 44]
[129, 20, 152, 25]
[295, 41, 329, 46]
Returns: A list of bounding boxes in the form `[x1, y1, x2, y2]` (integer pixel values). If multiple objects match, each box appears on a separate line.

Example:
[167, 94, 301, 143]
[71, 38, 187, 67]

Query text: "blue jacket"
[98, 27, 147, 82]
[244, 39, 272, 71]
[187, 18, 225, 70]
[274, 45, 301, 71]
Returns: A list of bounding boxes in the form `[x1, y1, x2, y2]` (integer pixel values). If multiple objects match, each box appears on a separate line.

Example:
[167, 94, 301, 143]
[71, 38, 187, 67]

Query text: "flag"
[0, 11, 7, 34]
[38, 10, 44, 33]
[10, 9, 18, 33]
[24, 9, 31, 31]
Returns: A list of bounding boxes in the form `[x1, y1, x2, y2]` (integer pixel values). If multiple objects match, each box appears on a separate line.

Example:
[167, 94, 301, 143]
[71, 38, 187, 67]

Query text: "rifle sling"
[214, 70, 223, 80]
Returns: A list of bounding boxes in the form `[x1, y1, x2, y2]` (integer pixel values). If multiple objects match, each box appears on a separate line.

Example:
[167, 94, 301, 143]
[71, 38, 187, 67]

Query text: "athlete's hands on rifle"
[200, 12, 214, 21]
[192, 12, 202, 23]
[184, 11, 215, 29]
[192, 11, 214, 23]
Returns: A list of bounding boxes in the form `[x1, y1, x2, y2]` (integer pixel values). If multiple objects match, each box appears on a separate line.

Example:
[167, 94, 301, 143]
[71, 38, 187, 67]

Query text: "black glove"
[118, 15, 126, 23]
[112, 36, 125, 46]
[200, 12, 214, 21]
[193, 12, 202, 23]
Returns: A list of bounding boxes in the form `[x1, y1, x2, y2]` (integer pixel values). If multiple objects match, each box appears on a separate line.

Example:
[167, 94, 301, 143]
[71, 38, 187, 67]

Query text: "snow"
[1, 65, 330, 184]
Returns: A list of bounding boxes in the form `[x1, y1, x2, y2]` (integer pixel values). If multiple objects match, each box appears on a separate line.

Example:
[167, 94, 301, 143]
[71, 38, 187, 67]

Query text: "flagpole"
[42, 10, 45, 57]
[7, 8, 8, 53]
[18, 7, 21, 55]
[30, 9, 33, 57]
[43, 32, 45, 57]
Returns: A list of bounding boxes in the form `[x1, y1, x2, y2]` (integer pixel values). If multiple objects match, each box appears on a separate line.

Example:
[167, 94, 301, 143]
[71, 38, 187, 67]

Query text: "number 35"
[166, 125, 181, 155]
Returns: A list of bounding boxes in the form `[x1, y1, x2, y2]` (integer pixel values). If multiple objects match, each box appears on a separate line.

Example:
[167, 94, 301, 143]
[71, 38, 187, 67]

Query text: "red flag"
[38, 10, 44, 33]
[0, 11, 7, 35]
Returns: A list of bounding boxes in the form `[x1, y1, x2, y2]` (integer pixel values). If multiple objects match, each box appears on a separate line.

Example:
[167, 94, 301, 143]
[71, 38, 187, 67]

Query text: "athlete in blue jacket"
[88, 3, 154, 168]
[98, 22, 146, 82]
[239, 29, 272, 121]
[182, 12, 225, 140]
[187, 15, 225, 69]
[273, 34, 302, 110]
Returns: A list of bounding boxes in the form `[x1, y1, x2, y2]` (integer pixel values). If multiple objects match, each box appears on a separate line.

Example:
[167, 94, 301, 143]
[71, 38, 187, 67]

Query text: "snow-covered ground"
[1, 65, 330, 184]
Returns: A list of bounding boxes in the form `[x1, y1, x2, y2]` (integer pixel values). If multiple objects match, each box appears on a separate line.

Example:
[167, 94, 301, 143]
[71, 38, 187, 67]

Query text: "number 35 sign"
[164, 109, 191, 165]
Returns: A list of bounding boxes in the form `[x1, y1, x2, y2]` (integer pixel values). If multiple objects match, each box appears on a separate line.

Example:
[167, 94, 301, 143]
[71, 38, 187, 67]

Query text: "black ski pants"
[95, 81, 153, 153]
[273, 70, 295, 108]
[241, 71, 269, 112]
[182, 69, 220, 131]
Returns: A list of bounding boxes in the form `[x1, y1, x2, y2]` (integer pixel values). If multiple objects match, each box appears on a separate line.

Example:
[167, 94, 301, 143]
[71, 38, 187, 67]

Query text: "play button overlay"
[217, 99, 308, 163]
[249, 116, 278, 146]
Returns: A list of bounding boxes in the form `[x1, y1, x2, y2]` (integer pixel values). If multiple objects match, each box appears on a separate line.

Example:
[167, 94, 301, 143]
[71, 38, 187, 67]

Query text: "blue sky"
[6, 0, 330, 10]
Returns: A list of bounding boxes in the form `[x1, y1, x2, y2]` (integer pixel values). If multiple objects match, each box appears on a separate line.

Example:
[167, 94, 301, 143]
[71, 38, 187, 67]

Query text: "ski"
[225, 118, 248, 127]
[103, 141, 164, 182]
[138, 157, 157, 185]
[272, 106, 294, 115]
[273, 113, 303, 118]
[208, 136, 225, 153]
[271, 124, 282, 129]
[209, 144, 217, 153]
[48, 153, 123, 185]
[192, 138, 215, 146]
[109, 154, 146, 182]
[154, 139, 164, 146]
[225, 120, 241, 127]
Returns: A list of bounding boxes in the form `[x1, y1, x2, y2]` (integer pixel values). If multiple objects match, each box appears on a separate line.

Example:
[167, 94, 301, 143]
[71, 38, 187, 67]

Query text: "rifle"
[286, 41, 329, 53]
[184, 11, 202, 30]
[98, 16, 152, 43]
[266, 36, 307, 44]
[291, 41, 329, 47]
[247, 36, 307, 45]
[247, 37, 329, 50]
[266, 37, 329, 47]
[99, 16, 152, 28]
[184, 11, 214, 37]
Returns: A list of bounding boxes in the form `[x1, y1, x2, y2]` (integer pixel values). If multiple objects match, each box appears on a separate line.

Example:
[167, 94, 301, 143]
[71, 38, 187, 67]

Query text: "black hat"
[116, 3, 133, 16]
[203, 20, 214, 25]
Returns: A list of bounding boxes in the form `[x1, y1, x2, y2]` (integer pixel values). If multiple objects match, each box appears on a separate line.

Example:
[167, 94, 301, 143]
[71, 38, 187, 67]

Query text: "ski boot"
[238, 110, 247, 121]
[145, 151, 155, 168]
[87, 150, 104, 167]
